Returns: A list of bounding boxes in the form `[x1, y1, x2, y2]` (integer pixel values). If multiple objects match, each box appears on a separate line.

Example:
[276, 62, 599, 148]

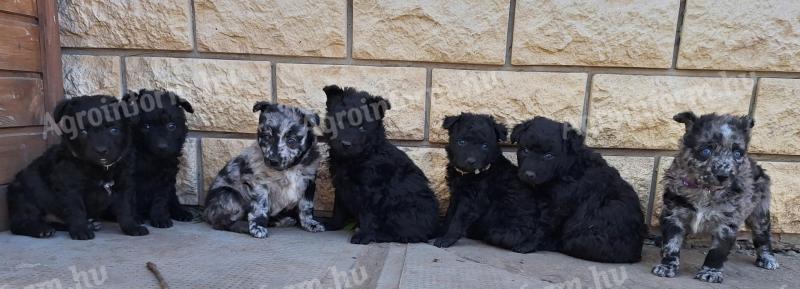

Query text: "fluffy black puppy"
[8, 95, 148, 240]
[511, 117, 645, 263]
[434, 113, 555, 253]
[123, 89, 194, 228]
[323, 85, 438, 244]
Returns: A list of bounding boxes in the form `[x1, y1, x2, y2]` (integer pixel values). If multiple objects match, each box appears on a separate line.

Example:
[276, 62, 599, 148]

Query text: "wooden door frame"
[38, 0, 64, 144]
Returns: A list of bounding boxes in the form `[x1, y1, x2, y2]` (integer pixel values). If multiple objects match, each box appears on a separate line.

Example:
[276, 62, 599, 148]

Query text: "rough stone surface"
[200, 138, 252, 205]
[430, 69, 586, 142]
[195, 0, 345, 57]
[652, 156, 674, 227]
[761, 162, 800, 234]
[353, 0, 509, 64]
[58, 0, 192, 50]
[313, 144, 334, 212]
[751, 78, 800, 155]
[400, 147, 449, 215]
[678, 0, 800, 72]
[512, 0, 679, 68]
[126, 57, 271, 133]
[586, 74, 753, 150]
[276, 64, 427, 140]
[604, 156, 655, 216]
[176, 138, 199, 206]
[61, 55, 120, 98]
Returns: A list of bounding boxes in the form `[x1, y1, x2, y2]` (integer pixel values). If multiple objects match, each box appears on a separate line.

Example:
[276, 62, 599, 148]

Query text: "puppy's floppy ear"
[562, 122, 584, 153]
[367, 96, 391, 119]
[442, 115, 461, 130]
[673, 111, 698, 130]
[323, 85, 343, 98]
[738, 115, 755, 133]
[491, 117, 508, 142]
[252, 101, 275, 113]
[176, 97, 194, 113]
[53, 98, 75, 122]
[510, 120, 533, 144]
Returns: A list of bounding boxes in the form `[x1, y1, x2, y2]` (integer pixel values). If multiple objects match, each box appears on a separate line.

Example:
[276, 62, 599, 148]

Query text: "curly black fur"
[8, 95, 148, 240]
[322, 85, 438, 244]
[433, 113, 556, 253]
[123, 89, 195, 228]
[512, 117, 645, 263]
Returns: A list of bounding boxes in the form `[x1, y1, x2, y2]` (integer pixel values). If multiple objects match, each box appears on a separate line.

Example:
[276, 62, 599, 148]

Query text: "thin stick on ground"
[146, 262, 170, 289]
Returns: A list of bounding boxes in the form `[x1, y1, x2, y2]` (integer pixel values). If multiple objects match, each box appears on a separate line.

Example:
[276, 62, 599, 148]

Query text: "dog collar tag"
[103, 180, 115, 195]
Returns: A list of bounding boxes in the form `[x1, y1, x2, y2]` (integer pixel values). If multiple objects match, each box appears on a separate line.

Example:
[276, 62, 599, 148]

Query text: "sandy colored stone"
[126, 57, 271, 133]
[652, 156, 674, 227]
[751, 78, 800, 155]
[761, 162, 800, 234]
[61, 55, 120, 98]
[276, 64, 427, 140]
[604, 156, 655, 216]
[399, 147, 450, 215]
[58, 0, 192, 50]
[430, 69, 586, 142]
[512, 0, 678, 68]
[195, 0, 345, 57]
[200, 138, 252, 205]
[353, 0, 509, 64]
[586, 74, 753, 150]
[176, 138, 199, 206]
[313, 144, 335, 212]
[678, 0, 800, 72]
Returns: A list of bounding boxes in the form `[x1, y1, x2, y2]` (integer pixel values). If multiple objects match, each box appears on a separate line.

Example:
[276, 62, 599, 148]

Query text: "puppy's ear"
[562, 122, 584, 153]
[442, 115, 461, 130]
[176, 97, 194, 113]
[491, 117, 508, 142]
[368, 96, 391, 119]
[323, 85, 343, 98]
[121, 90, 138, 103]
[510, 120, 532, 144]
[673, 111, 698, 130]
[738, 115, 755, 133]
[53, 98, 75, 122]
[252, 101, 275, 113]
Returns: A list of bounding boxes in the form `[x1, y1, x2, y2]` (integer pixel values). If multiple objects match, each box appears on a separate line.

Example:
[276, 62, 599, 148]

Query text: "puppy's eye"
[142, 124, 151, 131]
[166, 122, 177, 131]
[109, 128, 120, 135]
[456, 139, 465, 146]
[700, 147, 713, 158]
[733, 149, 744, 159]
[286, 137, 298, 145]
[543, 152, 555, 160]
[481, 143, 489, 151]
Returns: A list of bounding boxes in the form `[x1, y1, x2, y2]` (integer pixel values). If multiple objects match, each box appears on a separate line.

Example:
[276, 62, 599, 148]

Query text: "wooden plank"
[0, 185, 7, 231]
[0, 132, 46, 184]
[0, 77, 44, 127]
[37, 0, 63, 146]
[0, 0, 37, 17]
[0, 16, 41, 72]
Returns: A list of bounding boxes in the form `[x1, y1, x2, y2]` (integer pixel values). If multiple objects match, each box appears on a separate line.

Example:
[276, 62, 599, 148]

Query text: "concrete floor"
[0, 222, 797, 289]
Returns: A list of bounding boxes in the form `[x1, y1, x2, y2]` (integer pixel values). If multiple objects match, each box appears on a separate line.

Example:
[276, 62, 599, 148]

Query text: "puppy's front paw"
[301, 220, 326, 233]
[694, 266, 723, 283]
[757, 254, 779, 270]
[171, 208, 194, 222]
[150, 217, 173, 229]
[122, 225, 150, 236]
[433, 237, 458, 248]
[87, 219, 102, 231]
[29, 223, 56, 238]
[350, 232, 375, 245]
[249, 225, 269, 238]
[652, 264, 678, 278]
[70, 226, 95, 240]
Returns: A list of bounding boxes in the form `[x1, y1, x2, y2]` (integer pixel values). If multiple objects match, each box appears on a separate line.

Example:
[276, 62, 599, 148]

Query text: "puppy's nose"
[524, 170, 536, 179]
[341, 140, 352, 148]
[715, 174, 729, 182]
[95, 146, 108, 155]
[157, 141, 169, 150]
[466, 157, 477, 166]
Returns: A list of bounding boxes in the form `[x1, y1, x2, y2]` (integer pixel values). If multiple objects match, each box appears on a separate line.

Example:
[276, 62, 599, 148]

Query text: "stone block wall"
[56, 0, 800, 240]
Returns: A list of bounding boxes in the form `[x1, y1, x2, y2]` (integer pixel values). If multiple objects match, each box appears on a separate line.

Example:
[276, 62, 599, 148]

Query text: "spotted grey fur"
[652, 112, 778, 283]
[203, 102, 324, 238]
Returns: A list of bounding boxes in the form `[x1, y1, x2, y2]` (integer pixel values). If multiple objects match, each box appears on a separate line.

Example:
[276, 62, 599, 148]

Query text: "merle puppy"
[652, 112, 778, 283]
[511, 117, 646, 263]
[323, 85, 438, 244]
[8, 95, 148, 239]
[204, 102, 325, 238]
[123, 89, 194, 228]
[433, 113, 555, 252]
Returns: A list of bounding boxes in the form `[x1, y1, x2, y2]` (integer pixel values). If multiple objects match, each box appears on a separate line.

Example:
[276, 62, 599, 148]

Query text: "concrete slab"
[0, 222, 797, 289]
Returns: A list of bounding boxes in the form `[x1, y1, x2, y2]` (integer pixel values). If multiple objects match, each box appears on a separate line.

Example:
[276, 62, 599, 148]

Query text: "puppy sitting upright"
[323, 85, 438, 244]
[434, 113, 555, 253]
[652, 112, 778, 283]
[512, 117, 646, 263]
[123, 89, 194, 228]
[204, 102, 325, 238]
[8, 95, 148, 239]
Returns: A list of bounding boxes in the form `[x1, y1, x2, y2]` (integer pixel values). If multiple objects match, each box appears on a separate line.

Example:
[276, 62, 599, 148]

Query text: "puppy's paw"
[249, 225, 269, 238]
[150, 217, 174, 229]
[694, 266, 723, 283]
[301, 220, 325, 233]
[433, 237, 458, 248]
[87, 219, 102, 231]
[511, 242, 539, 254]
[29, 223, 56, 238]
[122, 225, 150, 236]
[756, 254, 779, 270]
[69, 226, 95, 240]
[171, 208, 194, 222]
[652, 264, 678, 278]
[350, 232, 375, 245]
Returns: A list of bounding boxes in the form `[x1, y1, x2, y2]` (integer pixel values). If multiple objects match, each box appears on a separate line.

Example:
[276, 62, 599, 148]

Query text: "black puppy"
[434, 113, 555, 253]
[123, 89, 194, 228]
[8, 95, 148, 240]
[511, 117, 645, 263]
[323, 85, 438, 244]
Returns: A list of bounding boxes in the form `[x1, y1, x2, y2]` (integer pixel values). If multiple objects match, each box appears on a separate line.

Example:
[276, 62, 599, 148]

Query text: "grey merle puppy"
[204, 102, 325, 238]
[652, 112, 778, 283]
